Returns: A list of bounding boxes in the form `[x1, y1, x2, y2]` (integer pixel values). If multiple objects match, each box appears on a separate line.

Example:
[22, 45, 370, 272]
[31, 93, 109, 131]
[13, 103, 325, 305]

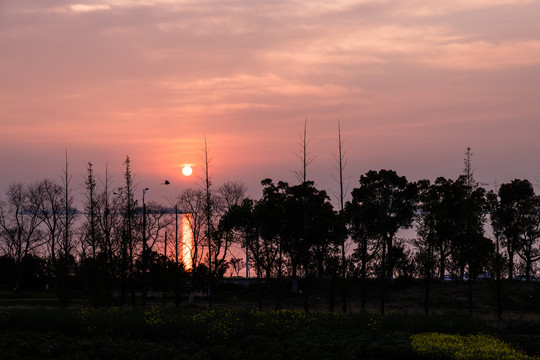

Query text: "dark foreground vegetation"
[0, 306, 536, 360]
[0, 280, 539, 359]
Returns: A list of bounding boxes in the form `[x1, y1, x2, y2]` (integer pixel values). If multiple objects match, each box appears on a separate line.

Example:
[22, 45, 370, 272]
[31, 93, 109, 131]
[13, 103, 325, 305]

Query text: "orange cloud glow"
[1, 0, 540, 202]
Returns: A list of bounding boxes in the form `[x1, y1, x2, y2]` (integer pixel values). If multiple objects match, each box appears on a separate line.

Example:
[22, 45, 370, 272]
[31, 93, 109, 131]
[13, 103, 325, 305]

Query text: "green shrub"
[411, 333, 537, 360]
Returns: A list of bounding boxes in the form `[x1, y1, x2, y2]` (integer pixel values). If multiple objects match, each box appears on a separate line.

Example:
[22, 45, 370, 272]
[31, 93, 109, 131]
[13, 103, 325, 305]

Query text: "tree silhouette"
[58, 151, 76, 309]
[254, 179, 287, 308]
[118, 155, 138, 305]
[220, 198, 265, 308]
[177, 187, 207, 305]
[0, 182, 43, 291]
[34, 178, 63, 287]
[285, 181, 337, 312]
[333, 119, 350, 312]
[496, 179, 535, 280]
[349, 170, 417, 313]
[81, 162, 102, 305]
[345, 191, 380, 312]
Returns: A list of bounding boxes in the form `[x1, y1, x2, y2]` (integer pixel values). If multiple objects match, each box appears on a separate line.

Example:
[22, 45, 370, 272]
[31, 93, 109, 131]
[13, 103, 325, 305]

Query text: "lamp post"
[142, 187, 149, 306]
[143, 187, 149, 246]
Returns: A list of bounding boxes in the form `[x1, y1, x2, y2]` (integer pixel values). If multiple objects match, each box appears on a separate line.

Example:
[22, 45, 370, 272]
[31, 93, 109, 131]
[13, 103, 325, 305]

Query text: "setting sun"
[182, 165, 193, 177]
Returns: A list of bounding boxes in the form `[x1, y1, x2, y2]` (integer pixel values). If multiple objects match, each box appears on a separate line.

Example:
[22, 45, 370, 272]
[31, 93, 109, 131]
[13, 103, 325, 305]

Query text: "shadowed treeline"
[0, 150, 539, 324]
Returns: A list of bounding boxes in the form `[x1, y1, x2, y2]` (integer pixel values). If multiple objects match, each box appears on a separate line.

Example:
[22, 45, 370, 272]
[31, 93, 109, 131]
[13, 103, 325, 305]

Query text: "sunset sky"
[2, 0, 540, 206]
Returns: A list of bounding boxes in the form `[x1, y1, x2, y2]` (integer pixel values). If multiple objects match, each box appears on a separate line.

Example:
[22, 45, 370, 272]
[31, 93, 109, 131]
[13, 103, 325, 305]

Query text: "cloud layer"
[1, 0, 540, 200]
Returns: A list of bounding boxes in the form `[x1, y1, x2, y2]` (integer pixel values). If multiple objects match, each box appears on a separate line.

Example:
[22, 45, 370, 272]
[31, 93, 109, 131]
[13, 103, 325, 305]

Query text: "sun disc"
[182, 165, 193, 176]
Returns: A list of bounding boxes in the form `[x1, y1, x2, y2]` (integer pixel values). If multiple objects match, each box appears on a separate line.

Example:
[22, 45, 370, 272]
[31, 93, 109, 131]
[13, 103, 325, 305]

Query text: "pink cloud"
[421, 41, 540, 70]
[1, 0, 540, 200]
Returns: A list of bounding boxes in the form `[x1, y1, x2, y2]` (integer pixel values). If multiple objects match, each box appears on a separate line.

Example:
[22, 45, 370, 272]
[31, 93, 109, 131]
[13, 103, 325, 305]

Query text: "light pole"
[143, 187, 149, 244]
[142, 187, 149, 305]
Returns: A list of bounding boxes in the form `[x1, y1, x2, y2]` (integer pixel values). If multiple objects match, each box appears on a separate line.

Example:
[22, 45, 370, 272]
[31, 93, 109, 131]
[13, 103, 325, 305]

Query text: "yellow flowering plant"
[411, 333, 537, 360]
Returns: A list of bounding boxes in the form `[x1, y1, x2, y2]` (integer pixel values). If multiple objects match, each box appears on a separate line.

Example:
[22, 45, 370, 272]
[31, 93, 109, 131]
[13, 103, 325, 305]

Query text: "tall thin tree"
[294, 118, 315, 184]
[59, 150, 76, 309]
[334, 119, 349, 312]
[203, 137, 214, 307]
[83, 162, 100, 305]
[487, 188, 503, 330]
[98, 163, 118, 303]
[120, 155, 137, 304]
[34, 178, 63, 290]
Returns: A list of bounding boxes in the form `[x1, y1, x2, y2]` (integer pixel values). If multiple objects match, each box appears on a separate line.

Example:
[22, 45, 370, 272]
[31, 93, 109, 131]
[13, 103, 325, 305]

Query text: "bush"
[411, 333, 537, 360]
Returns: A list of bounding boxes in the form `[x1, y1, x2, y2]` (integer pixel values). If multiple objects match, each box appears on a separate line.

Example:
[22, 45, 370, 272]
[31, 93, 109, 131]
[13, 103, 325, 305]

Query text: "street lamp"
[160, 180, 171, 308]
[142, 187, 149, 251]
[142, 187, 149, 305]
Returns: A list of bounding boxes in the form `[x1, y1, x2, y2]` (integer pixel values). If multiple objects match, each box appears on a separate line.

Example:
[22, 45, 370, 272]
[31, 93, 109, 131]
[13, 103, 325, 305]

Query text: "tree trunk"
[380, 241, 386, 314]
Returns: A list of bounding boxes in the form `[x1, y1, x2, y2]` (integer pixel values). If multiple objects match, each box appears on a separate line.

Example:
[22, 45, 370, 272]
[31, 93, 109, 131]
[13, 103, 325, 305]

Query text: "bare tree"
[0, 182, 43, 291]
[98, 164, 122, 302]
[294, 118, 315, 184]
[463, 147, 482, 190]
[487, 188, 503, 330]
[118, 155, 138, 304]
[59, 151, 77, 308]
[178, 187, 207, 304]
[214, 181, 248, 277]
[81, 162, 104, 304]
[145, 201, 173, 252]
[83, 162, 100, 261]
[292, 119, 315, 309]
[217, 181, 247, 211]
[202, 137, 214, 306]
[34, 178, 63, 284]
[333, 119, 350, 312]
